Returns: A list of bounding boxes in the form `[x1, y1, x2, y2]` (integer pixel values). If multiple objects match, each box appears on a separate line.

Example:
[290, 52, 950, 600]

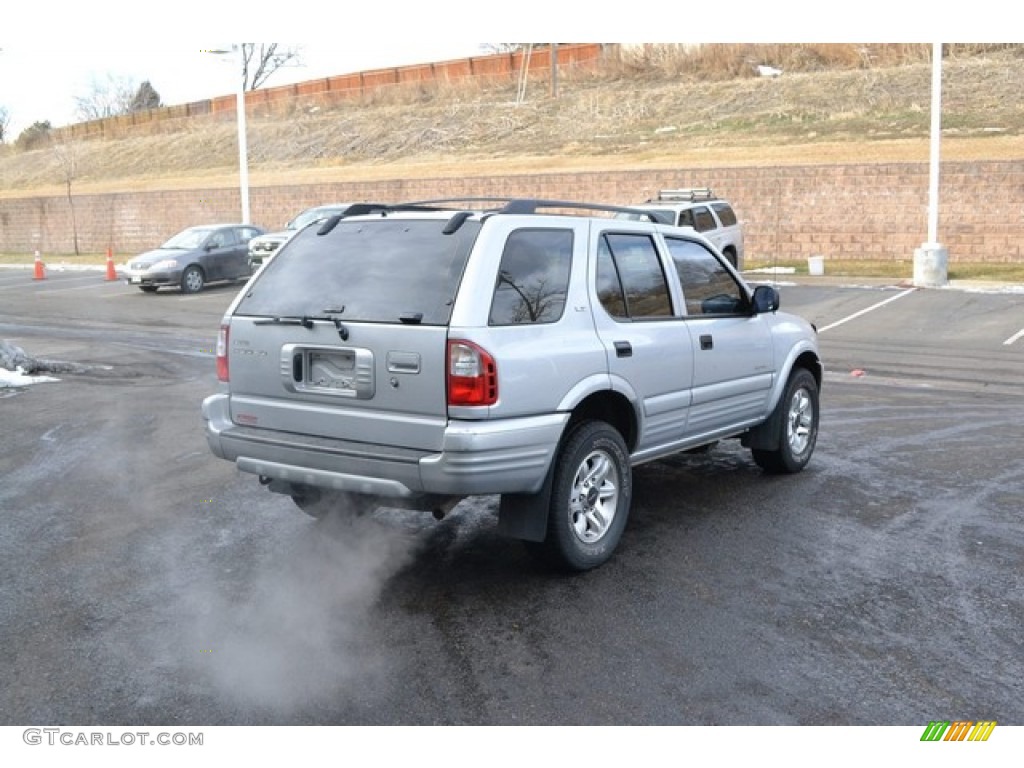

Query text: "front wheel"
[180, 265, 205, 294]
[536, 421, 632, 572]
[752, 368, 819, 474]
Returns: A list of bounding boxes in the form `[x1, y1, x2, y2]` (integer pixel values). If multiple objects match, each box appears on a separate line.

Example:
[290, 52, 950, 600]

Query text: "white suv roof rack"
[654, 188, 715, 202]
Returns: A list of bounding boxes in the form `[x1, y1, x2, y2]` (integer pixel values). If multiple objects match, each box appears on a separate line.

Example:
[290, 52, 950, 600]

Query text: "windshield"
[161, 227, 214, 249]
[614, 209, 673, 224]
[288, 206, 348, 231]
[236, 217, 480, 325]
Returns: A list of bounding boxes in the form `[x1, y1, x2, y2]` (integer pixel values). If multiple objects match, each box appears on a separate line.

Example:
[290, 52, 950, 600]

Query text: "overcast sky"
[0, 1, 994, 140]
[0, 43, 487, 137]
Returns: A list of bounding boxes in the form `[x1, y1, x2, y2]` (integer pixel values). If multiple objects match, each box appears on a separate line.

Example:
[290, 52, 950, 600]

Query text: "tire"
[290, 486, 377, 520]
[751, 368, 819, 474]
[537, 420, 632, 572]
[180, 265, 205, 294]
[139, 286, 158, 293]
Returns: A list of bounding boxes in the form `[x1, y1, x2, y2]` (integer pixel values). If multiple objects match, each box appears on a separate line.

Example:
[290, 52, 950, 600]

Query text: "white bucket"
[807, 255, 825, 276]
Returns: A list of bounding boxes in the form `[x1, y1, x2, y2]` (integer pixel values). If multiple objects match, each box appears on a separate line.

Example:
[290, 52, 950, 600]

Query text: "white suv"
[203, 198, 820, 571]
[618, 188, 745, 269]
[247, 203, 351, 270]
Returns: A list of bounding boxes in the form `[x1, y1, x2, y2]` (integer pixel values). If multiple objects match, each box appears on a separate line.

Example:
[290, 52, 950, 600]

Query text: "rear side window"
[489, 228, 572, 325]
[595, 233, 672, 319]
[207, 229, 237, 248]
[692, 207, 717, 233]
[237, 227, 262, 244]
[235, 218, 480, 325]
[711, 202, 738, 227]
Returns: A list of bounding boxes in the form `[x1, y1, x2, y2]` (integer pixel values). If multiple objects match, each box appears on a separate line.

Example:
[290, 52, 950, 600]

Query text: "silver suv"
[617, 188, 745, 269]
[247, 203, 351, 270]
[203, 198, 821, 571]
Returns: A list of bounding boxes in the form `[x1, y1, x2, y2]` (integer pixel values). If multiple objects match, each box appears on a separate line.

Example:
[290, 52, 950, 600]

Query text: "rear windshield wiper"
[254, 315, 317, 328]
[254, 314, 350, 340]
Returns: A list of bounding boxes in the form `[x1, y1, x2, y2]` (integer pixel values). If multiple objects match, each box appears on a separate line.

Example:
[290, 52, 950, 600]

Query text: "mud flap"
[497, 461, 555, 542]
[742, 400, 783, 450]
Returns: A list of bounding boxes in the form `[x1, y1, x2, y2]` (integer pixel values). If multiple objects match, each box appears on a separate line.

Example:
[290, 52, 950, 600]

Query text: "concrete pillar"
[913, 243, 949, 288]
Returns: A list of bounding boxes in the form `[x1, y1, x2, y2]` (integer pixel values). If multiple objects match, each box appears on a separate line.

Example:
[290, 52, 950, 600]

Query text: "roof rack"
[336, 198, 664, 222]
[654, 188, 715, 202]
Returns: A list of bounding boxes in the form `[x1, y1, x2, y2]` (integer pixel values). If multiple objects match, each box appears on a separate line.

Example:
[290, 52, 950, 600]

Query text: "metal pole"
[235, 44, 251, 224]
[550, 43, 558, 99]
[913, 42, 948, 287]
[927, 42, 941, 244]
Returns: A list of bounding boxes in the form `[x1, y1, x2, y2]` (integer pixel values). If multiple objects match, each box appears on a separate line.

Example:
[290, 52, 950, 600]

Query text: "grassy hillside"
[2, 44, 1023, 198]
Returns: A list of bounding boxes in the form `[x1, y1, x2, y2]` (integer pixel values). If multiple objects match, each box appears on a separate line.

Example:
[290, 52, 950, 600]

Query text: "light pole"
[206, 45, 250, 224]
[914, 42, 947, 287]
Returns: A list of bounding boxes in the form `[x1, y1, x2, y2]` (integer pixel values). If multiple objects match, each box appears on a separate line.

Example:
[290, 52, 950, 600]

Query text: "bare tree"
[0, 105, 10, 143]
[50, 135, 80, 255]
[74, 73, 136, 122]
[241, 44, 302, 91]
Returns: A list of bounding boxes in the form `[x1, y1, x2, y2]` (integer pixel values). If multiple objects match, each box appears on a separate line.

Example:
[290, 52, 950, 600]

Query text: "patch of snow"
[0, 366, 60, 388]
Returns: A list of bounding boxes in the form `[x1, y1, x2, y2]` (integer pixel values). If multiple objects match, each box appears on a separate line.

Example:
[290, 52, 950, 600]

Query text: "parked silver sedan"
[124, 223, 265, 294]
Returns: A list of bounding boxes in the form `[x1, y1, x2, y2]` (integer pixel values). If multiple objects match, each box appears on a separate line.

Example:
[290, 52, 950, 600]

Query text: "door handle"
[614, 341, 632, 358]
[700, 334, 713, 350]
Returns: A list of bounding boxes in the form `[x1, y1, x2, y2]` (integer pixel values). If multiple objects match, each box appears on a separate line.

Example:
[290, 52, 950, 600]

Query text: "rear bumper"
[202, 393, 567, 499]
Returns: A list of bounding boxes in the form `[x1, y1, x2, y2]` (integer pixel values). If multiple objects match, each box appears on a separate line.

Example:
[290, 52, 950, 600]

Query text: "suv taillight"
[447, 340, 497, 406]
[216, 323, 230, 382]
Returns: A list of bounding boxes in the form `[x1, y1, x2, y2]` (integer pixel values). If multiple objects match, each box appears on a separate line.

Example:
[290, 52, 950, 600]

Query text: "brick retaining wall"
[1, 160, 1021, 263]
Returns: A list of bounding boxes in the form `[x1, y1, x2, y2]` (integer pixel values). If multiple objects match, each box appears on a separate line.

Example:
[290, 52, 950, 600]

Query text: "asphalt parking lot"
[1, 266, 1022, 726]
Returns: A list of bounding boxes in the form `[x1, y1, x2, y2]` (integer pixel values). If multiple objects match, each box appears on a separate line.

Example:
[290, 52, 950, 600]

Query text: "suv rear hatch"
[224, 213, 480, 453]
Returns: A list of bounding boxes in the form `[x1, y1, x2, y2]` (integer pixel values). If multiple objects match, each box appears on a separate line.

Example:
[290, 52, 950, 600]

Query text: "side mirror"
[751, 284, 780, 313]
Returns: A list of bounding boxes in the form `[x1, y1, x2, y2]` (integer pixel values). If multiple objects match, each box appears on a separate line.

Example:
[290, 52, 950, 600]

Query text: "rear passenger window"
[596, 233, 672, 319]
[711, 202, 737, 227]
[692, 207, 717, 233]
[489, 229, 572, 325]
[665, 237, 746, 316]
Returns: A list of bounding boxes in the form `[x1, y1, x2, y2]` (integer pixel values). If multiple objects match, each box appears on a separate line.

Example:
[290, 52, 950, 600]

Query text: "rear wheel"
[180, 265, 205, 294]
[752, 368, 819, 473]
[535, 420, 632, 572]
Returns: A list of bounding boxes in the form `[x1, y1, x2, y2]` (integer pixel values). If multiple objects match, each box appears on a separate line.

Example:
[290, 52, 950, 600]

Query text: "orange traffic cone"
[105, 247, 117, 281]
[33, 250, 46, 280]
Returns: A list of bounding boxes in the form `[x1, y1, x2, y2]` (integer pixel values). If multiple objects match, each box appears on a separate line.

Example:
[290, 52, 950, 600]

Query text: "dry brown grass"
[1, 44, 1023, 198]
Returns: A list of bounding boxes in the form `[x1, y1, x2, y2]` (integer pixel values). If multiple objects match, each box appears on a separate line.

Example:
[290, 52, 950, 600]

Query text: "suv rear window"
[235, 218, 480, 325]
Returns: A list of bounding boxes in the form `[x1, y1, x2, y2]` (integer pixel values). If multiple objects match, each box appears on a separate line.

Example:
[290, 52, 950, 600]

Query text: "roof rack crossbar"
[655, 188, 715, 202]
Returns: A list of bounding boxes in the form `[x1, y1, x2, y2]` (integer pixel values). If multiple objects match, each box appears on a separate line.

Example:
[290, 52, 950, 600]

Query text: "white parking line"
[817, 288, 917, 333]
[26, 282, 123, 294]
[1004, 328, 1024, 346]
